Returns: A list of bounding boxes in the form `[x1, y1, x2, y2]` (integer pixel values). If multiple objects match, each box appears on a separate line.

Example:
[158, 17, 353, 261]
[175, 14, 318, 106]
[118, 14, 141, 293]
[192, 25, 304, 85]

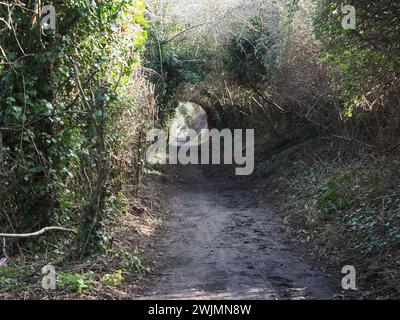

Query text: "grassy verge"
[258, 139, 400, 299]
[0, 171, 169, 300]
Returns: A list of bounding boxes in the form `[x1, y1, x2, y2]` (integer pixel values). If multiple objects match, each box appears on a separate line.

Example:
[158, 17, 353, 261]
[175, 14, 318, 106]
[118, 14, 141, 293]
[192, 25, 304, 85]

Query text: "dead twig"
[0, 227, 77, 239]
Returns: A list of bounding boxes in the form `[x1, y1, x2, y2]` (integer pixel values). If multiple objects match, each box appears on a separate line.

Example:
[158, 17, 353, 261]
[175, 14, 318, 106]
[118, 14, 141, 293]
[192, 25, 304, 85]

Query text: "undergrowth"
[0, 173, 166, 299]
[261, 140, 400, 299]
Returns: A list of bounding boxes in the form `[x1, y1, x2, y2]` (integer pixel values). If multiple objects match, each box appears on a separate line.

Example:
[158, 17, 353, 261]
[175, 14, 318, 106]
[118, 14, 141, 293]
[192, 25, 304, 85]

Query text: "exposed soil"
[142, 165, 338, 300]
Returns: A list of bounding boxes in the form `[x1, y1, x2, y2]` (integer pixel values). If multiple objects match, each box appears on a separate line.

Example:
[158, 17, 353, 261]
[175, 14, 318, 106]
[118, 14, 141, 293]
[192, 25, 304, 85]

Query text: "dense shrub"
[0, 0, 151, 256]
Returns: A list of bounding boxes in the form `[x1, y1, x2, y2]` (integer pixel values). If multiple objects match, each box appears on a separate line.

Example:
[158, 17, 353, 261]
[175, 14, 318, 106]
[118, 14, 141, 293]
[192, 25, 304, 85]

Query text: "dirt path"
[143, 165, 336, 300]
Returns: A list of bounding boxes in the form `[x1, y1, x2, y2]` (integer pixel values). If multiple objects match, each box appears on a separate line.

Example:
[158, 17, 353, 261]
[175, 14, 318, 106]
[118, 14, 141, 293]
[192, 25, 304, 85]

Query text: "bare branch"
[0, 227, 77, 239]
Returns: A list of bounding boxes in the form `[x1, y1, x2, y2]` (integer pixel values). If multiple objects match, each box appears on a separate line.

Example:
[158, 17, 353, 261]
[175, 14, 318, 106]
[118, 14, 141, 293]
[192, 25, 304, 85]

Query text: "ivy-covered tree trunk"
[76, 83, 109, 258]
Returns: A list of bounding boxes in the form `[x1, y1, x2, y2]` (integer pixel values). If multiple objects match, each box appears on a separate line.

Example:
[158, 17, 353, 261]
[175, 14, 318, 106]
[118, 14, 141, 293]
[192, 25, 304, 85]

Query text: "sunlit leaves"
[0, 0, 149, 250]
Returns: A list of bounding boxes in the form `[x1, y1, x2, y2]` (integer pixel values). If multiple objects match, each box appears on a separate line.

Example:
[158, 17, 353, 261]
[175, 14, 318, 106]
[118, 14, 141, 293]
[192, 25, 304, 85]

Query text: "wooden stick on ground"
[0, 227, 77, 239]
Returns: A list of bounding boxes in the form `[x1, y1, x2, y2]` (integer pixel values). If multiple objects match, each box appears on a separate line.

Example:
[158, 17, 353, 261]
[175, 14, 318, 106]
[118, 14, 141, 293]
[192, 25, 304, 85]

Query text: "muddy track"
[143, 165, 336, 300]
